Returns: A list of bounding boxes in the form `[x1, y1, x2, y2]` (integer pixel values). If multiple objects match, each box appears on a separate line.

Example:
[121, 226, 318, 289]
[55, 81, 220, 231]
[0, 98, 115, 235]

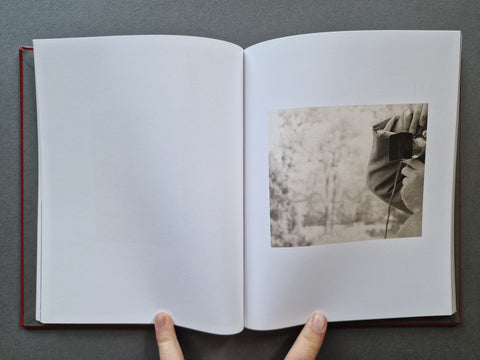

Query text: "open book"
[31, 31, 461, 334]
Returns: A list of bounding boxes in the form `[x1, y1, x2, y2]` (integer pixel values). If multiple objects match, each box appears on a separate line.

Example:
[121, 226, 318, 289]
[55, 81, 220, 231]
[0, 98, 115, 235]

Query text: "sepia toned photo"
[269, 103, 427, 247]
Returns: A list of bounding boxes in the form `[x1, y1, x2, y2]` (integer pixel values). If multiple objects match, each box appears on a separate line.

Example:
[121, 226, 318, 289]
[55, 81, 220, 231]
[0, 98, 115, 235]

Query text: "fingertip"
[285, 312, 327, 360]
[155, 312, 169, 331]
[309, 312, 327, 334]
[154, 312, 184, 359]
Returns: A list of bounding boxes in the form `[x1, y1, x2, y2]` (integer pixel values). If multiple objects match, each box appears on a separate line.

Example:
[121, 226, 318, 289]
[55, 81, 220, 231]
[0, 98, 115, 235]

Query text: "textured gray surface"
[20, 49, 39, 327]
[1, 1, 479, 359]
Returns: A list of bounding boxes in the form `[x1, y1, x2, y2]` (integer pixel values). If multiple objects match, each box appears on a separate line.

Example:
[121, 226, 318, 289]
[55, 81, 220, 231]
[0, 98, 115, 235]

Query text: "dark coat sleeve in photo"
[366, 119, 413, 215]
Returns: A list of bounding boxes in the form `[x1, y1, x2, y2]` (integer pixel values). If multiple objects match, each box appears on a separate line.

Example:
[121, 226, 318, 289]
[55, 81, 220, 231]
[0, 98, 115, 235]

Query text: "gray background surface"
[1, 1, 479, 359]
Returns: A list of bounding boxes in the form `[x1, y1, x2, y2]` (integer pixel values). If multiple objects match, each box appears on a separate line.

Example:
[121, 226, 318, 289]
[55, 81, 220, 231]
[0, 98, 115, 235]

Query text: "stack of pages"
[31, 30, 461, 334]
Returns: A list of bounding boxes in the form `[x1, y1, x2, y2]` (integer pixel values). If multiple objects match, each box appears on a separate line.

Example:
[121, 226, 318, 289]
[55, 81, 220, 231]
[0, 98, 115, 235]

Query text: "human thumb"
[284, 312, 327, 360]
[154, 312, 184, 360]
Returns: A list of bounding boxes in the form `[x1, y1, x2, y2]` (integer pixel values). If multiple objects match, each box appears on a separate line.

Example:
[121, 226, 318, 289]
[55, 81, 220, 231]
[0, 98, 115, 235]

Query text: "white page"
[244, 31, 461, 329]
[34, 35, 244, 334]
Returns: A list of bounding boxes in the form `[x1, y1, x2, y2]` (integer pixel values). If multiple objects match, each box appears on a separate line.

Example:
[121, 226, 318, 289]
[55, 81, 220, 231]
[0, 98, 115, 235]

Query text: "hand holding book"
[154, 312, 328, 359]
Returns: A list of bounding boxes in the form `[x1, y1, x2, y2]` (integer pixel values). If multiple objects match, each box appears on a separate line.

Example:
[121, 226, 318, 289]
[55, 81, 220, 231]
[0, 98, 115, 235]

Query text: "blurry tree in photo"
[269, 152, 308, 247]
[269, 104, 417, 247]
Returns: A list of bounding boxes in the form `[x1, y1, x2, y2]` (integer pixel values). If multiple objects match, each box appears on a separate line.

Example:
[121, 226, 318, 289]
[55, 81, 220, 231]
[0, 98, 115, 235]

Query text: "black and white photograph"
[269, 103, 428, 247]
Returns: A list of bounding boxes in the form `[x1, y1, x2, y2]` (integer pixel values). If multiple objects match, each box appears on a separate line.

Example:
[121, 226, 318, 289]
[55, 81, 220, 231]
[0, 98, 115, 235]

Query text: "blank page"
[34, 35, 244, 334]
